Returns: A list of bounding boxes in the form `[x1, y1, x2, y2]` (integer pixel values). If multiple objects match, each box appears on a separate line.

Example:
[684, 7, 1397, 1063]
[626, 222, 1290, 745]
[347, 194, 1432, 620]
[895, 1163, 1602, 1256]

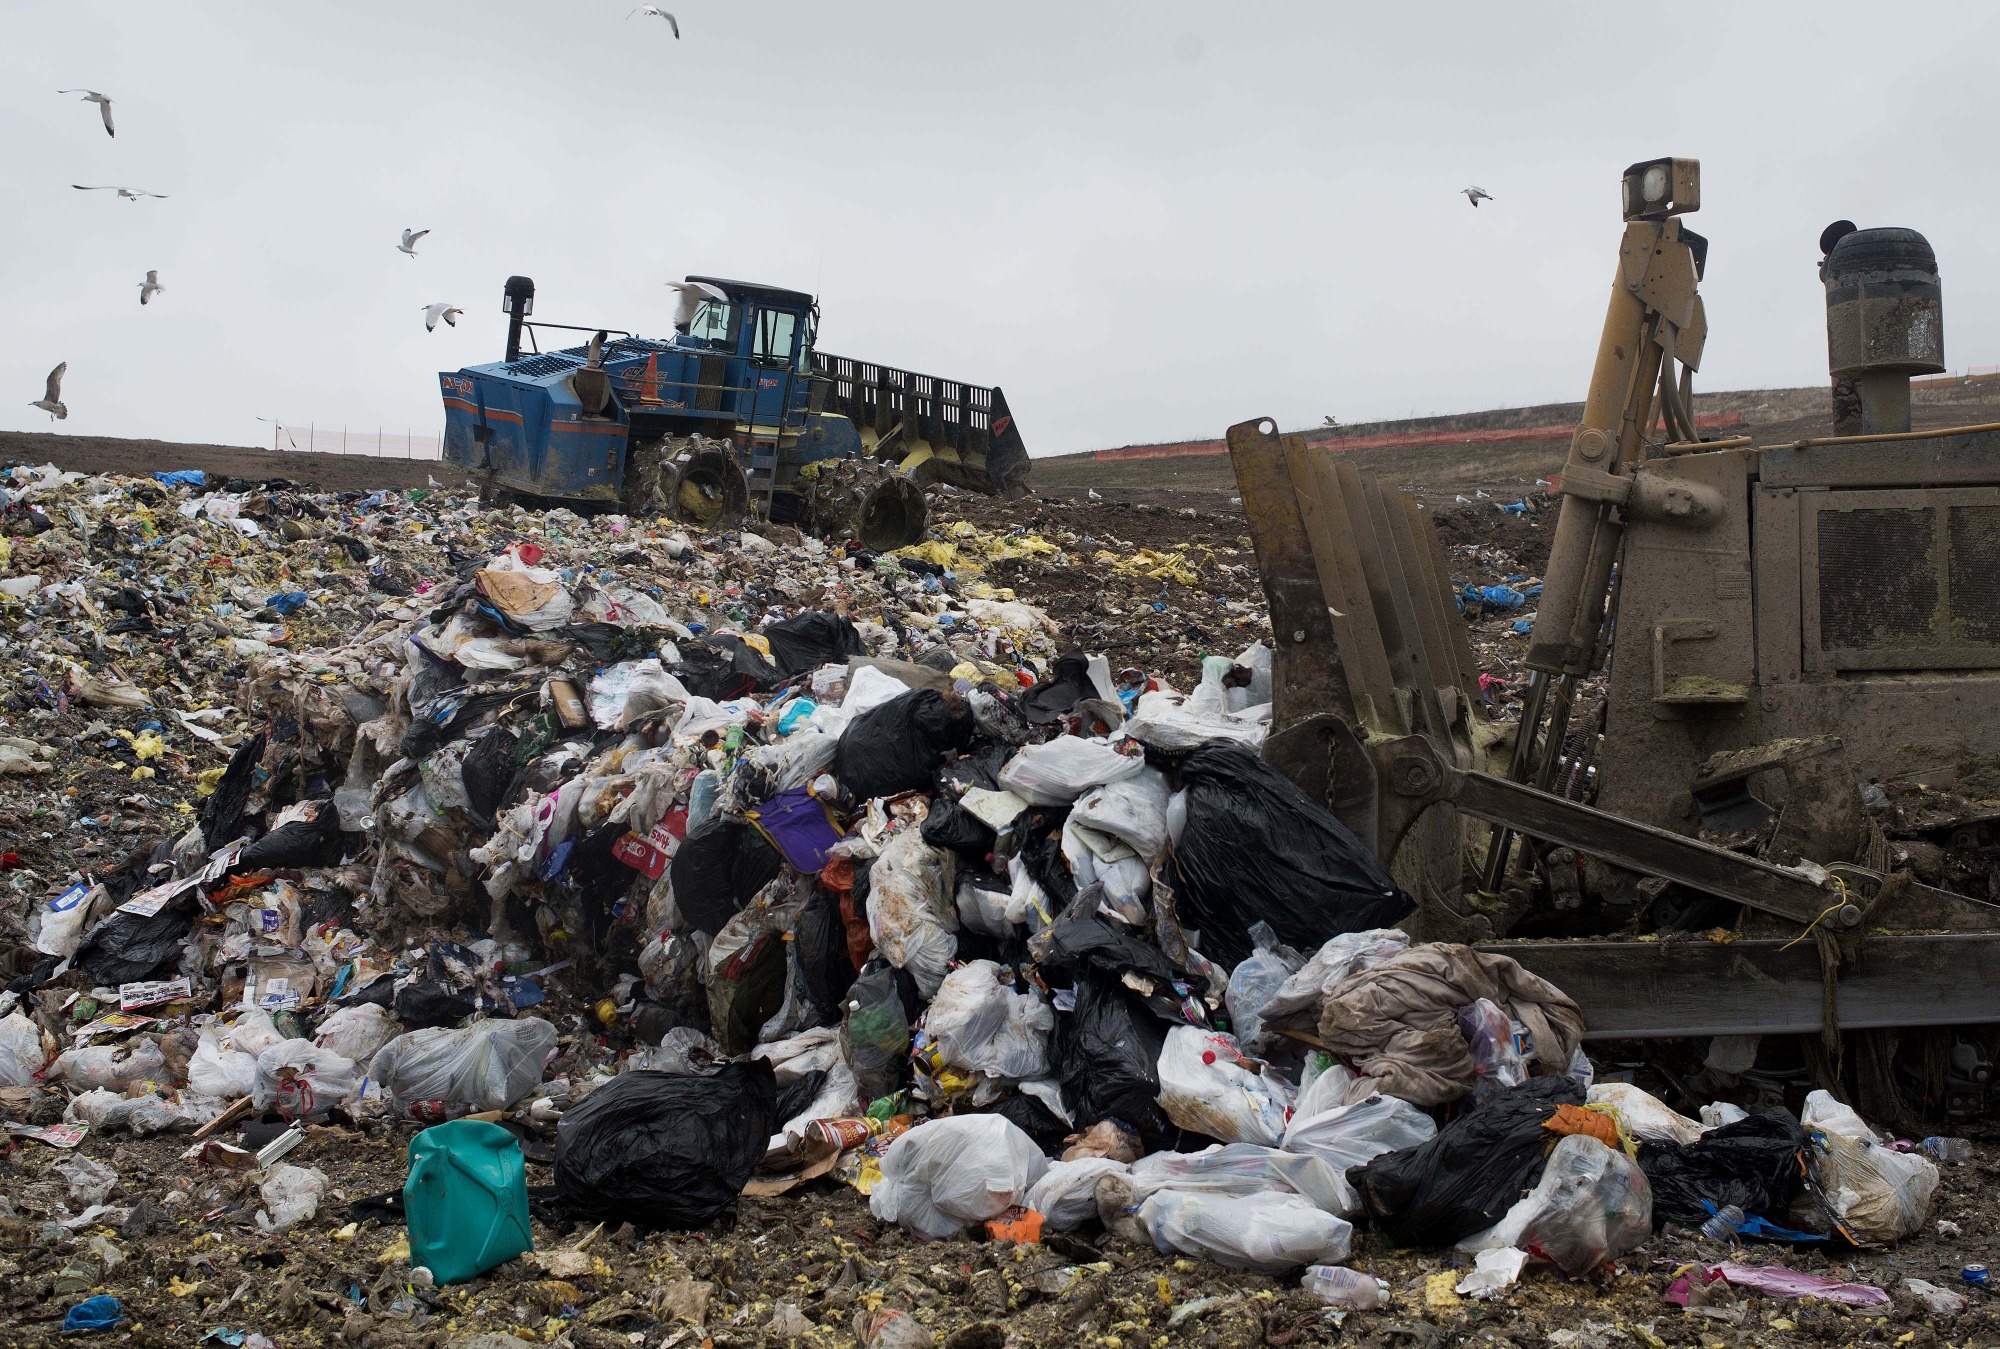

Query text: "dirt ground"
[7, 422, 2000, 1348]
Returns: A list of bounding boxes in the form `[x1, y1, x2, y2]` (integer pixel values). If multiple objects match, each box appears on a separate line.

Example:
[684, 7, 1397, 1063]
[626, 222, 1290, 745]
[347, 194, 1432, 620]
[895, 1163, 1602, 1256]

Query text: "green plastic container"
[404, 1119, 533, 1284]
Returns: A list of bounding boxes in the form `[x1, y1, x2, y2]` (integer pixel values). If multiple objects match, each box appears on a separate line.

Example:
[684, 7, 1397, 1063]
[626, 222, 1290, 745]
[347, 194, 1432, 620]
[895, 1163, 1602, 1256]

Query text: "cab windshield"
[686, 300, 735, 348]
[753, 306, 800, 366]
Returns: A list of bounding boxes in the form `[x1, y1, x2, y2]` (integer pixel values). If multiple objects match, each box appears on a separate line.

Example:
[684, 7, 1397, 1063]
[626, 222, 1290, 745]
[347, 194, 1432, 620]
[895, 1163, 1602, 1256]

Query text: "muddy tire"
[808, 458, 928, 551]
[622, 436, 750, 527]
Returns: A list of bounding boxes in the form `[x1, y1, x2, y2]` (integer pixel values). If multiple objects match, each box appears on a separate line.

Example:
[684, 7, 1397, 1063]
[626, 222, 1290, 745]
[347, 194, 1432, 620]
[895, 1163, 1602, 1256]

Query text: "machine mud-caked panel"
[1808, 490, 2000, 669]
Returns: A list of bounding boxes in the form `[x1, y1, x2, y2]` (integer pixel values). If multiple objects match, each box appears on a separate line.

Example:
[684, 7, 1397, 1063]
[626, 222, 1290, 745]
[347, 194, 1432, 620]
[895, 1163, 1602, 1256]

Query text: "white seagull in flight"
[665, 279, 728, 331]
[423, 303, 464, 332]
[139, 270, 164, 305]
[398, 228, 430, 258]
[31, 363, 68, 421]
[57, 89, 115, 137]
[73, 184, 167, 201]
[629, 6, 679, 35]
[1463, 186, 1494, 208]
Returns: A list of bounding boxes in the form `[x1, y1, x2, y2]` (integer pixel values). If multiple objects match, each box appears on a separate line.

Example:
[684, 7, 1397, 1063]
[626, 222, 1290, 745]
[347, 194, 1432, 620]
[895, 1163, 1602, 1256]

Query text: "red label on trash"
[611, 809, 688, 880]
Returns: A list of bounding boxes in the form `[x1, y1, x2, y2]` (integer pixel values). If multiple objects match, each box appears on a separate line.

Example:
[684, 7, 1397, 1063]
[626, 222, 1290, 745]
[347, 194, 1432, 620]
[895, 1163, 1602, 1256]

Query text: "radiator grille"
[1948, 506, 2000, 643]
[1817, 507, 1938, 649]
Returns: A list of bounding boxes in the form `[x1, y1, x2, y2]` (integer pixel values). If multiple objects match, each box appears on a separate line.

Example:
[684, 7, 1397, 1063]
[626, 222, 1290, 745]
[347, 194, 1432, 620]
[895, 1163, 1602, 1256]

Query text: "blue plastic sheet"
[265, 591, 309, 614]
[63, 1296, 125, 1333]
[153, 470, 205, 488]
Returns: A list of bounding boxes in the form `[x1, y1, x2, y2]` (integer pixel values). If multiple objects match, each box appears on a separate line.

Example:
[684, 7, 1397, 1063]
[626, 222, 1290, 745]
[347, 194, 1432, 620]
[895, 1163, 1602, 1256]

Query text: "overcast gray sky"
[5, 1, 1997, 456]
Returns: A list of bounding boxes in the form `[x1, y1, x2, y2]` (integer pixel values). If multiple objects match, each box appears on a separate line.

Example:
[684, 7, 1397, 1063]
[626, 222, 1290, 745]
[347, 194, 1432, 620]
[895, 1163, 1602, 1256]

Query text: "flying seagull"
[1463, 185, 1494, 208]
[139, 270, 164, 305]
[73, 184, 167, 201]
[665, 279, 727, 332]
[628, 6, 679, 35]
[422, 303, 463, 332]
[31, 363, 68, 421]
[398, 228, 430, 258]
[57, 89, 114, 137]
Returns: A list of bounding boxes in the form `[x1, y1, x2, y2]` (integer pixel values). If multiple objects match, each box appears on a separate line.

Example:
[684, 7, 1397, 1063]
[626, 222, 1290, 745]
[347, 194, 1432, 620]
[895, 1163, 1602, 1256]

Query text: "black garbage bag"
[554, 1062, 778, 1229]
[1016, 808, 1077, 912]
[74, 899, 198, 986]
[987, 1089, 1072, 1155]
[795, 889, 858, 1021]
[1352, 1076, 1584, 1248]
[1050, 971, 1171, 1145]
[776, 1068, 830, 1123]
[1022, 650, 1097, 725]
[200, 733, 266, 848]
[1637, 1107, 1812, 1229]
[1032, 903, 1209, 1018]
[764, 610, 867, 678]
[669, 817, 784, 937]
[235, 799, 344, 872]
[461, 725, 518, 828]
[1172, 742, 1413, 969]
[920, 796, 995, 865]
[834, 689, 977, 801]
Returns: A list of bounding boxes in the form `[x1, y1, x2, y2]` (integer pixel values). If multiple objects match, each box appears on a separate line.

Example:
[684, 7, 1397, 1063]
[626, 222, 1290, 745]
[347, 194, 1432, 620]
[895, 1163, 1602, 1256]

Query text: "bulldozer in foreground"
[1232, 157, 2000, 1124]
[439, 275, 1030, 550]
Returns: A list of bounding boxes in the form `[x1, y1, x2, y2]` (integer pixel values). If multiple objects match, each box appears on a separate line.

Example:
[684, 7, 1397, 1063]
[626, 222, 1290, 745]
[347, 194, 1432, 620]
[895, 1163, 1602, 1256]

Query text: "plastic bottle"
[1302, 1264, 1389, 1309]
[1699, 1204, 1746, 1241]
[1923, 1136, 1971, 1165]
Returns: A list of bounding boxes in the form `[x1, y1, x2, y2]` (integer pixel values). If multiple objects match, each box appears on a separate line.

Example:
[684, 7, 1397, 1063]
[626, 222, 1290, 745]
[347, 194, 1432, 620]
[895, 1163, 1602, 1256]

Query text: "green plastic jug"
[405, 1119, 533, 1284]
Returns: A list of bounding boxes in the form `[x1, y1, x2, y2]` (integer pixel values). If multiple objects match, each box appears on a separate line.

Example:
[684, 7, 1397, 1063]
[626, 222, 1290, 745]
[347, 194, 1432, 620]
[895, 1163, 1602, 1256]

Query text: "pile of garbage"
[0, 462, 1971, 1343]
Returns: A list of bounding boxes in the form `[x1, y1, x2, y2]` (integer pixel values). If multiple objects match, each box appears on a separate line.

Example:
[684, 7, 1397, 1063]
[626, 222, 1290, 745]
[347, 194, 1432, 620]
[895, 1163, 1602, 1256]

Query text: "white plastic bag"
[923, 961, 1053, 1082]
[370, 1017, 558, 1113]
[1140, 1190, 1353, 1274]
[313, 1003, 403, 1065]
[1459, 1134, 1652, 1276]
[1155, 1026, 1294, 1146]
[1802, 1089, 1939, 1242]
[1457, 1246, 1529, 1299]
[53, 1037, 167, 1091]
[1700, 1101, 1749, 1129]
[866, 830, 958, 998]
[997, 737, 1143, 806]
[1588, 1082, 1705, 1146]
[1025, 1158, 1130, 1231]
[1225, 921, 1306, 1047]
[1129, 1142, 1355, 1216]
[0, 1011, 48, 1086]
[1293, 1053, 1370, 1119]
[1256, 929, 1409, 1037]
[869, 1115, 1049, 1242]
[253, 1040, 359, 1119]
[1281, 1093, 1437, 1175]
[1069, 771, 1172, 863]
[954, 874, 1014, 938]
[256, 1163, 327, 1231]
[33, 884, 96, 958]
[189, 1032, 261, 1099]
[225, 1008, 287, 1056]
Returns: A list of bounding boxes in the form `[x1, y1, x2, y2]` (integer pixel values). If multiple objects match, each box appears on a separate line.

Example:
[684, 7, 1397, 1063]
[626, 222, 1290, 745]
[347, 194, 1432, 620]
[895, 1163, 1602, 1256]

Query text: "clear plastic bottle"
[1923, 1136, 1971, 1165]
[1301, 1264, 1389, 1309]
[1699, 1203, 1746, 1241]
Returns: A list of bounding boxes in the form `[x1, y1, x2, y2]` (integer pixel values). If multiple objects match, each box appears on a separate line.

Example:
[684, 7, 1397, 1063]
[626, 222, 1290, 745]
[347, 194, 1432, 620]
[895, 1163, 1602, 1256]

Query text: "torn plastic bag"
[1588, 1082, 1705, 1146]
[188, 1033, 260, 1099]
[1025, 1157, 1130, 1230]
[841, 962, 911, 1102]
[32, 882, 95, 958]
[631, 1026, 728, 1075]
[370, 1017, 558, 1114]
[556, 1061, 777, 1229]
[986, 1088, 1072, 1154]
[1155, 1025, 1295, 1146]
[1030, 906, 1208, 1022]
[924, 960, 1053, 1082]
[706, 882, 805, 1055]
[795, 888, 859, 1020]
[1636, 1107, 1813, 1230]
[669, 816, 784, 938]
[1140, 1190, 1353, 1274]
[998, 736, 1143, 807]
[1170, 742, 1413, 969]
[869, 1114, 1050, 1242]
[833, 689, 976, 801]
[1352, 1076, 1584, 1248]
[954, 872, 1014, 939]
[314, 1003, 403, 1065]
[1293, 1053, 1370, 1120]
[1257, 929, 1411, 1040]
[253, 1040, 359, 1120]
[1050, 972, 1170, 1143]
[461, 725, 518, 828]
[73, 897, 197, 986]
[200, 733, 265, 849]
[1021, 651, 1099, 725]
[1459, 1134, 1653, 1276]
[1130, 1142, 1356, 1216]
[1225, 921, 1305, 1047]
[1281, 1093, 1438, 1175]
[0, 1011, 48, 1087]
[920, 796, 996, 865]
[1459, 997, 1526, 1105]
[1801, 1090, 1938, 1242]
[764, 610, 868, 677]
[866, 829, 958, 999]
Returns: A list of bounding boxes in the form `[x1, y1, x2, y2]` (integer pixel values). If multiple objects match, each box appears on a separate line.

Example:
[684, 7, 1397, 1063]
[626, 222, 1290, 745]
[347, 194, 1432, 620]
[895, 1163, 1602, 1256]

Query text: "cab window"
[688, 300, 735, 348]
[753, 307, 798, 365]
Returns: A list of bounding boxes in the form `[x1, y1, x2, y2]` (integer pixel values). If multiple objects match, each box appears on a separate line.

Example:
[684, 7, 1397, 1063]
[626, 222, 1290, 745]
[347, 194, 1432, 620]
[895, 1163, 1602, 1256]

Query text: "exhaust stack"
[503, 275, 535, 363]
[1822, 225, 1943, 435]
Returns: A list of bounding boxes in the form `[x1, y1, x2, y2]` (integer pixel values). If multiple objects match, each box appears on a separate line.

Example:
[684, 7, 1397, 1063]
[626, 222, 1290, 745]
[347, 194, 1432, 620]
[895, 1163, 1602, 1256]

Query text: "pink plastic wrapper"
[1664, 1260, 1889, 1309]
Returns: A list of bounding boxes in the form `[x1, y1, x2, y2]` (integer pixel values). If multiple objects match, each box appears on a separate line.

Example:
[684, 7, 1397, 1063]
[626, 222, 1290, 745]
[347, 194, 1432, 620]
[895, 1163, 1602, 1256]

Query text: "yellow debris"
[1423, 1270, 1464, 1312]
[194, 767, 227, 798]
[896, 540, 959, 569]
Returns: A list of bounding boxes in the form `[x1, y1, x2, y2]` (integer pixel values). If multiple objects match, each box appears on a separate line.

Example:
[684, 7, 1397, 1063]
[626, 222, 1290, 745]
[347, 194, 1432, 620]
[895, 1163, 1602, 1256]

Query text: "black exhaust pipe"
[503, 275, 535, 363]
